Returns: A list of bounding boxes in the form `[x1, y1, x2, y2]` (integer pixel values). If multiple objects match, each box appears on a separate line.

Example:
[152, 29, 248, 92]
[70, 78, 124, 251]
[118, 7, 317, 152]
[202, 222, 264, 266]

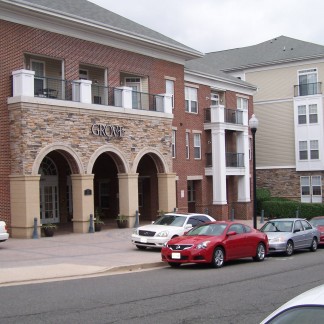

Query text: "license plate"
[171, 252, 181, 259]
[140, 237, 147, 243]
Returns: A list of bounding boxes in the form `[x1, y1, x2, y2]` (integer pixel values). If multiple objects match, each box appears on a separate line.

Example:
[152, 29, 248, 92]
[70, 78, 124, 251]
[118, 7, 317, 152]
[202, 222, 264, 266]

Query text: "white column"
[115, 86, 132, 109]
[210, 105, 225, 123]
[12, 69, 35, 97]
[211, 128, 227, 204]
[237, 129, 251, 202]
[72, 79, 92, 103]
[157, 94, 173, 114]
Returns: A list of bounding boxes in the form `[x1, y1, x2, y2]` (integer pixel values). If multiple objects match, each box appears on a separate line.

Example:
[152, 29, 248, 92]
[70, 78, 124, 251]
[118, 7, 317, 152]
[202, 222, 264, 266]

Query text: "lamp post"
[249, 114, 259, 229]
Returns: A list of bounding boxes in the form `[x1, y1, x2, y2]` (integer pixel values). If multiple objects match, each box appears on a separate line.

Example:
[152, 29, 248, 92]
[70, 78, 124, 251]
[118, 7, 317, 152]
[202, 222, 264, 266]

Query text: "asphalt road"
[0, 248, 323, 324]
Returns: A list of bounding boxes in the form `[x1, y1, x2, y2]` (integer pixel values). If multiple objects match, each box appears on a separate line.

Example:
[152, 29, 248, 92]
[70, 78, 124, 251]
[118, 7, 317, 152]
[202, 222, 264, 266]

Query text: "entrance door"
[40, 181, 59, 224]
[125, 77, 141, 109]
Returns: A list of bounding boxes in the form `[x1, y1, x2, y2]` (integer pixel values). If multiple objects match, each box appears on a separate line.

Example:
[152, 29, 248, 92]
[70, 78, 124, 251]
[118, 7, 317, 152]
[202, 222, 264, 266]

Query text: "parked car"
[0, 220, 9, 242]
[261, 284, 324, 323]
[132, 213, 215, 250]
[260, 218, 320, 256]
[309, 216, 324, 245]
[161, 221, 269, 268]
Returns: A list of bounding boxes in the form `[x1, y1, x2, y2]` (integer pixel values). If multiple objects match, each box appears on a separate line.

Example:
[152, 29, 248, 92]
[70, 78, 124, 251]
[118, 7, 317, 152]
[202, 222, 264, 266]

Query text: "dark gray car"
[260, 218, 320, 256]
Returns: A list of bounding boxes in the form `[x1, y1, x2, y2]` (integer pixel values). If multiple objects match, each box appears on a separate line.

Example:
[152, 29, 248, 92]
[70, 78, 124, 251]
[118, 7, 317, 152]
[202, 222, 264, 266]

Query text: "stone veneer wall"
[9, 102, 173, 175]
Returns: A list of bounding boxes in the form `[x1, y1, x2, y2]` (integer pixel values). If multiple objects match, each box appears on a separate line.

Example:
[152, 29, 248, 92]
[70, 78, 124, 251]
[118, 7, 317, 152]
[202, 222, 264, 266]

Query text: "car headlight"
[196, 241, 211, 249]
[270, 237, 286, 243]
[156, 230, 169, 237]
[132, 229, 138, 235]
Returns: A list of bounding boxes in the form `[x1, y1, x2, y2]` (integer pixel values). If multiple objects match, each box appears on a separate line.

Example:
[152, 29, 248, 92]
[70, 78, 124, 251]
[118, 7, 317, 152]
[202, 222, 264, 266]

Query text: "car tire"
[310, 237, 318, 252]
[168, 262, 181, 268]
[285, 240, 294, 256]
[211, 247, 224, 268]
[136, 245, 147, 250]
[253, 243, 266, 262]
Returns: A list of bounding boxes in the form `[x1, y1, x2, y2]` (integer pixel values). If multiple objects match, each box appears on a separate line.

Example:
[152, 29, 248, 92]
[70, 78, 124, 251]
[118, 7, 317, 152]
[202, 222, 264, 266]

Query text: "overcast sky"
[89, 0, 324, 53]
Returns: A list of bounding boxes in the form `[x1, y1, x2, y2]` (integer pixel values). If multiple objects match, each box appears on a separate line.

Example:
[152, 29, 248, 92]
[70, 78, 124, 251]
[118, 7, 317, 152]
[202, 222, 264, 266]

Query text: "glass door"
[40, 184, 59, 224]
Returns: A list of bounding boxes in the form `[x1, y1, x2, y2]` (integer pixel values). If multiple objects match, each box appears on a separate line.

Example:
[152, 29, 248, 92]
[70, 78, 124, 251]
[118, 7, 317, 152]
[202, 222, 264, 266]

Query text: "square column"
[12, 69, 35, 97]
[157, 173, 177, 213]
[71, 174, 94, 233]
[118, 173, 139, 227]
[10, 175, 41, 238]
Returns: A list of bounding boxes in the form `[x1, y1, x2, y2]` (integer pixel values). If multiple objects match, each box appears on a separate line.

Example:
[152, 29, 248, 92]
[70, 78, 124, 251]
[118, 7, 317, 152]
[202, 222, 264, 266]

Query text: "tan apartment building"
[0, 0, 256, 238]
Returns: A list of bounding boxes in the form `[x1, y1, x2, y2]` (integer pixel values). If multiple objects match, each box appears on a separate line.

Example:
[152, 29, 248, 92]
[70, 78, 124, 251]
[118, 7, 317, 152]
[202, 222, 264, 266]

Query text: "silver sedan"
[260, 218, 320, 256]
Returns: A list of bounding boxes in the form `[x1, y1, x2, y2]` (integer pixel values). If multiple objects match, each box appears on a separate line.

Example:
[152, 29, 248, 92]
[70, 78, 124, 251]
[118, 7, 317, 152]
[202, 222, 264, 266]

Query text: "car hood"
[168, 235, 217, 245]
[137, 224, 185, 233]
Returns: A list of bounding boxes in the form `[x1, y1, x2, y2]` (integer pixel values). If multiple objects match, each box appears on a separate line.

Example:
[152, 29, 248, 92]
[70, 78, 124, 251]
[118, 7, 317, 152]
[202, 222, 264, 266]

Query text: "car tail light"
[5, 225, 8, 232]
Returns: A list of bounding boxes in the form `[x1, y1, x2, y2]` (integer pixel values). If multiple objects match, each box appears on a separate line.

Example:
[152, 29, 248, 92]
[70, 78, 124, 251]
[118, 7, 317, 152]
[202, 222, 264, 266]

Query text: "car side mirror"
[227, 231, 237, 236]
[185, 224, 193, 229]
[294, 229, 300, 233]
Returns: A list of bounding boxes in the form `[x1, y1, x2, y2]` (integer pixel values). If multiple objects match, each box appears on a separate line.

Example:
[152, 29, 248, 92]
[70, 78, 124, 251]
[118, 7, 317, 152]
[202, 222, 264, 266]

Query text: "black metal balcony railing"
[204, 108, 243, 124]
[205, 152, 244, 168]
[131, 91, 165, 112]
[294, 82, 322, 97]
[34, 77, 73, 100]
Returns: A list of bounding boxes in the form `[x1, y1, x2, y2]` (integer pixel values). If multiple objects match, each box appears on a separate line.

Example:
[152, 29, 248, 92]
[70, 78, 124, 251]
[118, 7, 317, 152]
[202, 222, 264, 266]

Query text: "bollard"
[205, 208, 209, 215]
[134, 210, 139, 228]
[89, 214, 94, 233]
[231, 209, 234, 221]
[261, 210, 264, 224]
[32, 217, 39, 239]
[296, 209, 299, 218]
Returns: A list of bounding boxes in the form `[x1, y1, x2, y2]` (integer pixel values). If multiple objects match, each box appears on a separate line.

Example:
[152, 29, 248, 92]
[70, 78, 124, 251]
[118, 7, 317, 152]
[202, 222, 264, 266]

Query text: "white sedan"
[0, 221, 9, 242]
[132, 213, 215, 249]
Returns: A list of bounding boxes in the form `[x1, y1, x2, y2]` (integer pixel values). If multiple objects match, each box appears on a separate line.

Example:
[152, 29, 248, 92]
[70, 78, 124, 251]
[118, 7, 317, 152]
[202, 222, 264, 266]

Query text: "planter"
[116, 220, 128, 228]
[94, 223, 102, 232]
[43, 228, 55, 237]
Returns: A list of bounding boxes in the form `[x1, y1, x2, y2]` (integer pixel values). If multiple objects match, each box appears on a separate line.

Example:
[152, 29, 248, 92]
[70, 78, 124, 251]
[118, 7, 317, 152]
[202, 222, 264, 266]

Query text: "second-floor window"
[193, 133, 201, 159]
[185, 86, 198, 113]
[298, 104, 318, 124]
[237, 97, 248, 110]
[186, 132, 190, 159]
[309, 104, 318, 123]
[211, 93, 219, 106]
[299, 141, 308, 160]
[299, 140, 319, 160]
[166, 79, 174, 109]
[172, 130, 176, 158]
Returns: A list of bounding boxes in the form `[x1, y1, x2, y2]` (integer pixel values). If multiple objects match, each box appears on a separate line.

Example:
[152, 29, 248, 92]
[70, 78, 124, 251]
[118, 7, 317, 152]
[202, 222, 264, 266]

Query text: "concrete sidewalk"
[0, 218, 264, 286]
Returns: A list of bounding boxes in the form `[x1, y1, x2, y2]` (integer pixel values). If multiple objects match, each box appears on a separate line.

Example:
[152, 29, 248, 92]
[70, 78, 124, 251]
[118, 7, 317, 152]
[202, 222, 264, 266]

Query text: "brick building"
[0, 0, 256, 238]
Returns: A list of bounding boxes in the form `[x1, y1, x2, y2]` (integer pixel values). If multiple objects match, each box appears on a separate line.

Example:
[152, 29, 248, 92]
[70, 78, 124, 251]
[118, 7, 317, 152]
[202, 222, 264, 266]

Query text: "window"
[298, 68, 317, 96]
[310, 140, 319, 159]
[172, 130, 176, 158]
[79, 69, 88, 80]
[211, 93, 219, 106]
[166, 79, 174, 108]
[185, 86, 198, 113]
[187, 180, 195, 202]
[312, 175, 321, 195]
[185, 132, 190, 159]
[298, 105, 306, 124]
[99, 181, 110, 209]
[237, 97, 248, 110]
[299, 141, 308, 160]
[309, 104, 318, 123]
[301, 176, 322, 200]
[301, 176, 310, 195]
[193, 133, 201, 159]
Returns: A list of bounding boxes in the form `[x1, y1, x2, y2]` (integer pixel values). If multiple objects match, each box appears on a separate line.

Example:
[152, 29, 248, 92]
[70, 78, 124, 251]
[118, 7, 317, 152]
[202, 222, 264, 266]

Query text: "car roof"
[310, 216, 324, 219]
[267, 218, 305, 222]
[164, 213, 210, 217]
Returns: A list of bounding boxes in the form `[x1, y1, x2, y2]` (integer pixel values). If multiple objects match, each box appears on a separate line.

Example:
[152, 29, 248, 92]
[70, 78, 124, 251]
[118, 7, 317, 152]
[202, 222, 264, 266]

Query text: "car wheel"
[168, 262, 181, 268]
[253, 243, 266, 262]
[310, 237, 318, 252]
[136, 245, 147, 250]
[285, 240, 294, 256]
[211, 247, 224, 268]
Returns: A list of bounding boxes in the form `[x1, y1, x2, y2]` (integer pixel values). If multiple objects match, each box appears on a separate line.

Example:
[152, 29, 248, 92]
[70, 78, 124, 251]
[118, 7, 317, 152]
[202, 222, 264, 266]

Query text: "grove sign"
[91, 123, 125, 139]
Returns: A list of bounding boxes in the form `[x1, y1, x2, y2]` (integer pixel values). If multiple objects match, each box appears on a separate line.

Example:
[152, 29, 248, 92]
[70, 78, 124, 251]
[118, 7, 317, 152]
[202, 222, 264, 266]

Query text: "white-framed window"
[187, 180, 196, 202]
[310, 140, 319, 159]
[309, 104, 318, 123]
[166, 79, 174, 109]
[298, 68, 318, 96]
[185, 86, 198, 113]
[298, 105, 307, 124]
[79, 69, 88, 80]
[172, 130, 176, 158]
[185, 132, 190, 159]
[237, 97, 248, 110]
[301, 175, 322, 203]
[211, 93, 219, 106]
[299, 141, 308, 160]
[193, 133, 201, 159]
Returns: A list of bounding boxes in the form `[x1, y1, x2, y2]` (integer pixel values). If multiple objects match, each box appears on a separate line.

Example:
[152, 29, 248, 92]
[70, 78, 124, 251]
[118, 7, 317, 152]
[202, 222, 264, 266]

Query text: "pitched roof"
[10, 0, 202, 58]
[187, 36, 324, 72]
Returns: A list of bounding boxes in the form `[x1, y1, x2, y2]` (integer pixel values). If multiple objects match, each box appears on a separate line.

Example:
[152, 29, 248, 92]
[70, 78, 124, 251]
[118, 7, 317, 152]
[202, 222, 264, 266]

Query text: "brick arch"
[32, 143, 83, 175]
[132, 148, 169, 174]
[87, 144, 129, 174]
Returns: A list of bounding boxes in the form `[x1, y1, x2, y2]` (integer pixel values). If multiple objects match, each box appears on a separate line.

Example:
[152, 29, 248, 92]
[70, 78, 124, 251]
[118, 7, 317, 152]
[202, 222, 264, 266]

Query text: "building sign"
[91, 124, 125, 139]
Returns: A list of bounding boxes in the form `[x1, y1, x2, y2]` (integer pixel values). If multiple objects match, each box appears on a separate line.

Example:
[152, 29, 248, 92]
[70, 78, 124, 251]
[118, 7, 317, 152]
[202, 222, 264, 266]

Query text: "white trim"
[187, 175, 203, 180]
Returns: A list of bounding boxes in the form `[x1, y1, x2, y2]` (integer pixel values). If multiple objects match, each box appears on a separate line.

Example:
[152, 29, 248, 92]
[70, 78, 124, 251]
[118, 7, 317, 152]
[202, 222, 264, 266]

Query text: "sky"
[89, 0, 324, 53]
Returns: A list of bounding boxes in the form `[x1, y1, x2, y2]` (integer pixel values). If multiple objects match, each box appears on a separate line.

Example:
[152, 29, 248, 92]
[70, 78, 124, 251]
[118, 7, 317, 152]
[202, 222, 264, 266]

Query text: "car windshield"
[310, 219, 324, 226]
[154, 215, 186, 227]
[261, 221, 293, 233]
[186, 223, 227, 236]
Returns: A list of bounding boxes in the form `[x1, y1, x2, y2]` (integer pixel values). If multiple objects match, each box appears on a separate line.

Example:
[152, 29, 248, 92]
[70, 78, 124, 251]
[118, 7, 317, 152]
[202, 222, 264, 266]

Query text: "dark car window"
[301, 220, 312, 230]
[244, 225, 252, 233]
[228, 224, 244, 234]
[294, 220, 303, 232]
[187, 216, 209, 227]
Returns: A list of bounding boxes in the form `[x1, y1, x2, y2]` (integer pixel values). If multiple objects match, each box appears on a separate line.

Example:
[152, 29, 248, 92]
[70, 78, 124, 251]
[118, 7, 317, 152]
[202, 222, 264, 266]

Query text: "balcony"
[205, 152, 244, 168]
[204, 107, 246, 126]
[11, 70, 172, 114]
[294, 82, 322, 97]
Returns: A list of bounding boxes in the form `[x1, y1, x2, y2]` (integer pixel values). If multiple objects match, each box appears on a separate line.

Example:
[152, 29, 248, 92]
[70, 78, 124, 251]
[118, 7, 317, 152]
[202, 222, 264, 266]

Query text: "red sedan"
[310, 216, 324, 245]
[161, 221, 269, 268]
